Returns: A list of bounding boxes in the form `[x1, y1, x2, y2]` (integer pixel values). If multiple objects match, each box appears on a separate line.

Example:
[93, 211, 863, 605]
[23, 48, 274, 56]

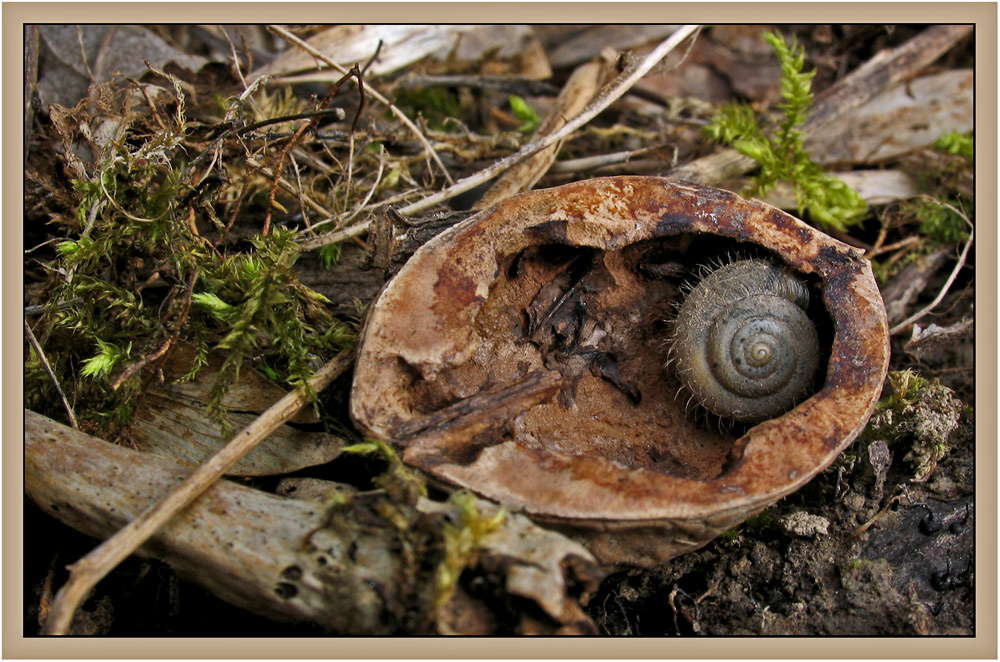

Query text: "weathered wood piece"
[129, 345, 346, 477]
[26, 409, 383, 632]
[252, 25, 477, 80]
[808, 70, 973, 165]
[25, 410, 602, 634]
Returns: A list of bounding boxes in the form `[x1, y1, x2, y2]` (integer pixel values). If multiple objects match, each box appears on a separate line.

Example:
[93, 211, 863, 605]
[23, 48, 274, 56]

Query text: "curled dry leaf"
[351, 176, 890, 567]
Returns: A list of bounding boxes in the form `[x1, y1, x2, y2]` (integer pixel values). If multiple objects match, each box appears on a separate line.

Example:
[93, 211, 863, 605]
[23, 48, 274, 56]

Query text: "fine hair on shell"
[663, 249, 821, 432]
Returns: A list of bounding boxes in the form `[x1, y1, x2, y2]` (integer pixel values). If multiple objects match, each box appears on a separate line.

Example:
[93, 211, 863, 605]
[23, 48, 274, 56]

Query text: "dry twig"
[888, 199, 973, 336]
[42, 347, 355, 635]
[24, 319, 78, 429]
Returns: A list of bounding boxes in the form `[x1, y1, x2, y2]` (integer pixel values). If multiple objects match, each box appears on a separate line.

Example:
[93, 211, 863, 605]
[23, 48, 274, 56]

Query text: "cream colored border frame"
[5, 4, 996, 659]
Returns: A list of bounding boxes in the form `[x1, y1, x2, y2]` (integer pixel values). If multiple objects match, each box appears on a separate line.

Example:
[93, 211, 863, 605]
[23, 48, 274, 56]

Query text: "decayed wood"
[41, 348, 354, 635]
[26, 409, 369, 631]
[805, 25, 972, 134]
[131, 395, 346, 477]
[808, 70, 973, 165]
[129, 345, 346, 476]
[25, 410, 603, 634]
[667, 24, 973, 185]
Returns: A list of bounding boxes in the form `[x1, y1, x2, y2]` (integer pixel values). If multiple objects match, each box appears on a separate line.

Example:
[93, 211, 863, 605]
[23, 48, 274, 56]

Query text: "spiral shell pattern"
[669, 259, 820, 423]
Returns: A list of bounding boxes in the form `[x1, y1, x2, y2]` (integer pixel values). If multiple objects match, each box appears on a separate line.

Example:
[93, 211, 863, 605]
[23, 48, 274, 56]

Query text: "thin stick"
[298, 24, 700, 251]
[866, 234, 921, 259]
[889, 200, 973, 336]
[24, 319, 78, 429]
[267, 24, 454, 185]
[42, 347, 355, 635]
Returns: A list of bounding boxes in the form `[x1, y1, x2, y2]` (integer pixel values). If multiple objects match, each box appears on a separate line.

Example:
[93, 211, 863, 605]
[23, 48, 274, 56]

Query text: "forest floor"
[23, 24, 975, 637]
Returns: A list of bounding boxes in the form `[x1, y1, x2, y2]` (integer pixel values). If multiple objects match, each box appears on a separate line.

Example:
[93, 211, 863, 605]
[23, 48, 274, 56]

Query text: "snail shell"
[669, 258, 820, 423]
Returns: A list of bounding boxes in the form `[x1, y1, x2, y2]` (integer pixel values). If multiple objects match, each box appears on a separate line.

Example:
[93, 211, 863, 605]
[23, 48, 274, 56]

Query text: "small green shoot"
[80, 339, 132, 379]
[883, 369, 930, 411]
[316, 243, 342, 269]
[508, 95, 541, 134]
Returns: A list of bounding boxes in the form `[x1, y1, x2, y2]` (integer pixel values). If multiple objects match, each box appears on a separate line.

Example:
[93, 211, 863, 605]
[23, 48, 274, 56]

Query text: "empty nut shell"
[350, 176, 890, 567]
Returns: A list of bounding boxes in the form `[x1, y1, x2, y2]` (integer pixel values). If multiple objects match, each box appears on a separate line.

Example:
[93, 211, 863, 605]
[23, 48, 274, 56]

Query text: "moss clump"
[863, 374, 965, 483]
[25, 79, 355, 438]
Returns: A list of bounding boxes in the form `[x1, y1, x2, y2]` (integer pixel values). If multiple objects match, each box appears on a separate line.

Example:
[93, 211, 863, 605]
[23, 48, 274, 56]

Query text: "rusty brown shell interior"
[351, 177, 889, 541]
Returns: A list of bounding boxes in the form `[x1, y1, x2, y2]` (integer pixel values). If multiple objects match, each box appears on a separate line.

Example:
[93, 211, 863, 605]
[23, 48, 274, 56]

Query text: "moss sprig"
[704, 30, 868, 232]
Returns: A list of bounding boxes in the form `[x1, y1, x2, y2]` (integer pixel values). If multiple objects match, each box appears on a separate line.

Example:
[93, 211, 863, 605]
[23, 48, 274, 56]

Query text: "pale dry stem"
[24, 319, 78, 429]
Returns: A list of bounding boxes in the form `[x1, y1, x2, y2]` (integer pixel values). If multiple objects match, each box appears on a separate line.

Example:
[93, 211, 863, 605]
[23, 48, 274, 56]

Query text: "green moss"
[316, 243, 343, 269]
[704, 30, 868, 232]
[434, 490, 506, 610]
[934, 131, 974, 161]
[908, 198, 972, 245]
[27, 83, 355, 437]
[882, 369, 930, 411]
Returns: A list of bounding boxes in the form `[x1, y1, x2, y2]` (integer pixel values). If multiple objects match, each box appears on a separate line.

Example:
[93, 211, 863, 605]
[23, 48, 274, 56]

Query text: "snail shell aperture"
[669, 258, 820, 424]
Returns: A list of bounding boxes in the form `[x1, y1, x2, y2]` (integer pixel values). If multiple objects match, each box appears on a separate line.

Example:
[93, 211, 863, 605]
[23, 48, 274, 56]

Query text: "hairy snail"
[669, 258, 820, 424]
